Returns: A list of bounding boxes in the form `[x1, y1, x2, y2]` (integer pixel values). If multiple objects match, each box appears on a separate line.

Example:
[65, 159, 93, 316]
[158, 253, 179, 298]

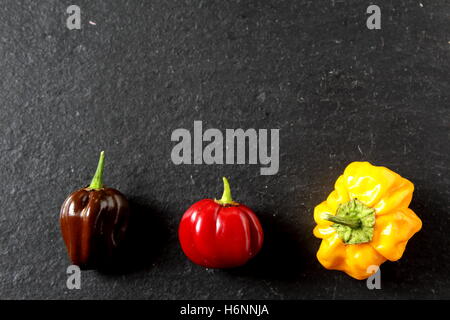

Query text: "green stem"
[216, 177, 235, 205]
[89, 151, 105, 189]
[322, 213, 361, 229]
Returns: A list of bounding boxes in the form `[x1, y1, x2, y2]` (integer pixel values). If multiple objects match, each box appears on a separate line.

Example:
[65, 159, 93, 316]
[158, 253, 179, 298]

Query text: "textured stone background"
[0, 0, 449, 299]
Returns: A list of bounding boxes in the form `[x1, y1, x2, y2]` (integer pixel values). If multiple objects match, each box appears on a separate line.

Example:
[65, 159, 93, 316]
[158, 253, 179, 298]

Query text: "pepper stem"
[89, 151, 105, 189]
[322, 213, 361, 229]
[216, 177, 237, 206]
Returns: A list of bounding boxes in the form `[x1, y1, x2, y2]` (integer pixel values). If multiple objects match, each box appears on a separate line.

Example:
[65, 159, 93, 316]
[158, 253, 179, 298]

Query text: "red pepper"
[178, 177, 264, 268]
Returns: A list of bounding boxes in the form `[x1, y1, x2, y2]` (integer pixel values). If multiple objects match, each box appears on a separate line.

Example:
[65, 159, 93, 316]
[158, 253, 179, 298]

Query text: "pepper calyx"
[215, 177, 239, 206]
[88, 151, 105, 190]
[322, 199, 375, 245]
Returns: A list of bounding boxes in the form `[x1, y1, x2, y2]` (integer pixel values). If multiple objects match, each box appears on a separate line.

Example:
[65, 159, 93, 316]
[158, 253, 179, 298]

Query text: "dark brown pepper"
[59, 152, 130, 269]
[60, 187, 129, 268]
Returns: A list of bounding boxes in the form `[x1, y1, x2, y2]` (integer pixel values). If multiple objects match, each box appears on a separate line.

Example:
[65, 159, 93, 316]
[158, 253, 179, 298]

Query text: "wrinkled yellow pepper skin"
[313, 162, 422, 280]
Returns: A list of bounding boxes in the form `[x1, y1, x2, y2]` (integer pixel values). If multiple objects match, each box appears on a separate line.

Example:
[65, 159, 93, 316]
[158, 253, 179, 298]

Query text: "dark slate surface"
[0, 0, 449, 299]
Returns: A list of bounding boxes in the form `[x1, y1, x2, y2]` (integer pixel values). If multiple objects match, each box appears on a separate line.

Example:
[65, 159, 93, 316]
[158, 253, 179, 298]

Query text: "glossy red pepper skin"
[178, 180, 263, 269]
[60, 187, 130, 268]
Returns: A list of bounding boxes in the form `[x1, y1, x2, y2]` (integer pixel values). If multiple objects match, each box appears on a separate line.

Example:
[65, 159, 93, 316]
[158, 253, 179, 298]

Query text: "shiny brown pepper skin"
[59, 187, 130, 269]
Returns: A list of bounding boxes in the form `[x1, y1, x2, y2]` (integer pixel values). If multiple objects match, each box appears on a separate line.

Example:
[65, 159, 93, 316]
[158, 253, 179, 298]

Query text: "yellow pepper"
[313, 161, 422, 280]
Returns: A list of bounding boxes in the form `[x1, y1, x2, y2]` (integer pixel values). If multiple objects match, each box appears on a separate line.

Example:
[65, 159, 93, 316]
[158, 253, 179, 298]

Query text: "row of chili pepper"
[60, 151, 422, 280]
